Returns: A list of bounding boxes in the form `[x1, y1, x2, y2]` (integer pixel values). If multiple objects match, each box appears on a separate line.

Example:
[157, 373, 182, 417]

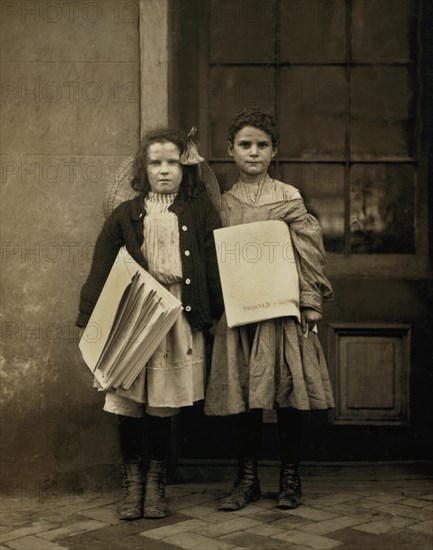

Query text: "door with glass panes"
[171, 0, 432, 461]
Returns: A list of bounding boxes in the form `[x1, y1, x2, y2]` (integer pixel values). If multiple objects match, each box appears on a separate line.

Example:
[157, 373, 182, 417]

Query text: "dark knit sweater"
[76, 188, 224, 330]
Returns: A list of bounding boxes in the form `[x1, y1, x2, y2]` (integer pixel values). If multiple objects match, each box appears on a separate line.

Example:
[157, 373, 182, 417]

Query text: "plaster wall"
[0, 0, 146, 492]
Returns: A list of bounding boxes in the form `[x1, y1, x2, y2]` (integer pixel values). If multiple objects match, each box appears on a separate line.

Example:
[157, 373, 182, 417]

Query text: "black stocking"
[117, 415, 146, 463]
[276, 407, 304, 464]
[146, 415, 172, 462]
[236, 409, 263, 458]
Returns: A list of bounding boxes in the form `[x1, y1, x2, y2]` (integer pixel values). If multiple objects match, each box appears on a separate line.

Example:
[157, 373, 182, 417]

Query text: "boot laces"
[280, 466, 300, 492]
[121, 465, 142, 498]
[146, 470, 165, 501]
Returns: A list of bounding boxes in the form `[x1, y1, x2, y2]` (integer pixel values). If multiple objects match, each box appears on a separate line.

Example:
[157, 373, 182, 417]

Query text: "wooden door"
[170, 0, 433, 461]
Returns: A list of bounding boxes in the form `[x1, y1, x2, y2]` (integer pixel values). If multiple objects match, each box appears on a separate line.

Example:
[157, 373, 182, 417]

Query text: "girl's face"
[228, 125, 277, 183]
[146, 141, 183, 194]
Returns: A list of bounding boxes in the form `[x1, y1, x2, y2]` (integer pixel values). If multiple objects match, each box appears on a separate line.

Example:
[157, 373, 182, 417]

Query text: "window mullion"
[275, 0, 281, 179]
[344, 0, 353, 256]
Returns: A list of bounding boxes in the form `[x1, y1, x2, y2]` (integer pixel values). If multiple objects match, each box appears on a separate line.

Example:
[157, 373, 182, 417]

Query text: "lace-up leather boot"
[143, 460, 168, 518]
[117, 462, 144, 519]
[219, 457, 261, 511]
[276, 462, 302, 509]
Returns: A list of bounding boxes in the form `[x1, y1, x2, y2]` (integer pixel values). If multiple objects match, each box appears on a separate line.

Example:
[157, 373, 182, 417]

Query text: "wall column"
[139, 0, 169, 134]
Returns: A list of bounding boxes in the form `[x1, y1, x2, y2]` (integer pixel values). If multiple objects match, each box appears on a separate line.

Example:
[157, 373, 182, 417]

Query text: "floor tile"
[298, 515, 364, 535]
[177, 505, 217, 519]
[352, 520, 393, 535]
[77, 504, 122, 524]
[140, 519, 208, 540]
[195, 517, 263, 538]
[114, 534, 182, 550]
[409, 520, 433, 536]
[1, 521, 58, 543]
[221, 531, 293, 549]
[88, 522, 143, 540]
[398, 497, 433, 508]
[245, 523, 285, 537]
[270, 516, 312, 530]
[3, 535, 68, 550]
[37, 519, 110, 541]
[272, 529, 343, 549]
[373, 502, 432, 521]
[1, 475, 432, 550]
[164, 532, 236, 549]
[285, 507, 339, 522]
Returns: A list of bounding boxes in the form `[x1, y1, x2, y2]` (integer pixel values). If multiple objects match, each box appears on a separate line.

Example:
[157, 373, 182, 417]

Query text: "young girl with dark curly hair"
[76, 127, 223, 520]
[204, 107, 334, 511]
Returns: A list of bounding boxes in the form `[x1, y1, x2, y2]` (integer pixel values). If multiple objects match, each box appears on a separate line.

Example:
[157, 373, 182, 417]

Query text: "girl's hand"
[301, 308, 322, 334]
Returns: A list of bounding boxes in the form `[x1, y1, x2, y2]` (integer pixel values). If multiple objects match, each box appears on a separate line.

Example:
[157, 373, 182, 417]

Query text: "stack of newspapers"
[79, 247, 183, 390]
[213, 220, 301, 328]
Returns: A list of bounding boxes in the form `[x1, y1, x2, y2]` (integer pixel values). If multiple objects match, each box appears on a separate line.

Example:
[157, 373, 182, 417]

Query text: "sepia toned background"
[1, 0, 432, 496]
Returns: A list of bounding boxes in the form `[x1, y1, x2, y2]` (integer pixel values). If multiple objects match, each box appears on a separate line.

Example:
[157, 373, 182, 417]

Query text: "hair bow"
[180, 126, 205, 165]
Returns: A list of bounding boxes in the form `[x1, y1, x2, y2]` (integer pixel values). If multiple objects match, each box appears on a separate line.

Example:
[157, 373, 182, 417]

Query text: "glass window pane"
[350, 164, 415, 254]
[352, 0, 415, 63]
[280, 163, 345, 252]
[280, 0, 346, 63]
[351, 67, 414, 160]
[207, 67, 275, 158]
[210, 0, 276, 63]
[279, 67, 346, 159]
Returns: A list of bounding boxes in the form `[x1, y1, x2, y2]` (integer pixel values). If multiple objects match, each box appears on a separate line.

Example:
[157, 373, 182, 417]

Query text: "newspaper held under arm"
[214, 220, 301, 328]
[79, 247, 183, 390]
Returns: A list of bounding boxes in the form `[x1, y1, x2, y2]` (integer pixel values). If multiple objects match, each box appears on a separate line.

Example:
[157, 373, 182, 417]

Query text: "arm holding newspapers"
[273, 196, 333, 332]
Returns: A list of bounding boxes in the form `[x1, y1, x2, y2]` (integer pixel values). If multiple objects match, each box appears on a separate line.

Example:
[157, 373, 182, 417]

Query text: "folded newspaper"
[79, 247, 183, 390]
[214, 220, 301, 328]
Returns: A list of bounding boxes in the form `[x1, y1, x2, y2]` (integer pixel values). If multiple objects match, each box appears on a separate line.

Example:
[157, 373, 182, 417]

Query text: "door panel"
[328, 324, 411, 425]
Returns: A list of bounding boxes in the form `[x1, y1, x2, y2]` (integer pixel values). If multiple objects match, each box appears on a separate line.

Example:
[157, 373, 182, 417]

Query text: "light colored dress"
[204, 176, 335, 416]
[104, 192, 205, 418]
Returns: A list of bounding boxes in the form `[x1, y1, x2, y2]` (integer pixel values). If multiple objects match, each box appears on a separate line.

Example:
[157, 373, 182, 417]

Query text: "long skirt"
[204, 313, 334, 416]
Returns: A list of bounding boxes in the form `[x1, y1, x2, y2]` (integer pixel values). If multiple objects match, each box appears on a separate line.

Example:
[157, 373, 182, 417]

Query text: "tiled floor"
[1, 469, 432, 549]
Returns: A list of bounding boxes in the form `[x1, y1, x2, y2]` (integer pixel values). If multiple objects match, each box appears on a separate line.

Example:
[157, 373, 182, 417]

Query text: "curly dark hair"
[131, 127, 203, 201]
[228, 107, 279, 147]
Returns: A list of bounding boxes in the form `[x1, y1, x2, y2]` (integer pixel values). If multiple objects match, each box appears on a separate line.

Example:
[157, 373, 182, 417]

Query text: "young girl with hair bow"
[77, 127, 223, 520]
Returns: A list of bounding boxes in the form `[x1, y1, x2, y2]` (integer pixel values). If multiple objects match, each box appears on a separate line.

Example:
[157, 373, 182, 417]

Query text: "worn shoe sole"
[117, 507, 143, 520]
[219, 485, 261, 511]
[276, 495, 302, 509]
[143, 501, 168, 519]
[143, 509, 168, 518]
